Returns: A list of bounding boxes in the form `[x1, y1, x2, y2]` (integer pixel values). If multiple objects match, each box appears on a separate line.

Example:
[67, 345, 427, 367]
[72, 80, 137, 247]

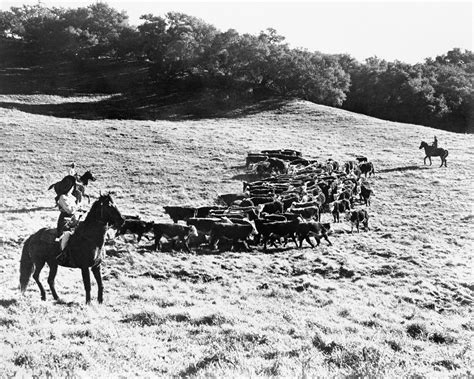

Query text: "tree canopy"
[0, 3, 472, 132]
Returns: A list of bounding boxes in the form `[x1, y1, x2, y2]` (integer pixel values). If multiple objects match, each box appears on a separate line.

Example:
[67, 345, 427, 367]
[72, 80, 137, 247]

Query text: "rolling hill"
[0, 95, 472, 377]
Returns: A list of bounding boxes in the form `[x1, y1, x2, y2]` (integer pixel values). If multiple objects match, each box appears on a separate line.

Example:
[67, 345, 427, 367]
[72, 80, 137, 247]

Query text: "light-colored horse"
[419, 141, 448, 167]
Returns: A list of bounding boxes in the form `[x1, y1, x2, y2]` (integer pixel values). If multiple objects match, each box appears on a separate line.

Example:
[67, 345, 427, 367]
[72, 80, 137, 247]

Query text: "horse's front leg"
[429, 156, 432, 166]
[81, 267, 91, 304]
[46, 260, 59, 301]
[91, 265, 103, 304]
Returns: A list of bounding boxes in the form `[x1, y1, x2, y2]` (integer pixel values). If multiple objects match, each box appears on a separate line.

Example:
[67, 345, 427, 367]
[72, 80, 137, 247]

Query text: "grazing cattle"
[296, 221, 332, 248]
[209, 222, 256, 251]
[345, 209, 369, 233]
[359, 162, 375, 177]
[152, 223, 198, 252]
[218, 193, 249, 206]
[356, 156, 368, 163]
[163, 206, 196, 223]
[359, 184, 373, 206]
[288, 205, 320, 221]
[254, 218, 300, 250]
[116, 219, 154, 242]
[331, 199, 351, 223]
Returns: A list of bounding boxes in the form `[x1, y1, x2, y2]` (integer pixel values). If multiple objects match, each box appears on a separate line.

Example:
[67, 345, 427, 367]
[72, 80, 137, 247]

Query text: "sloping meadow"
[1, 97, 473, 377]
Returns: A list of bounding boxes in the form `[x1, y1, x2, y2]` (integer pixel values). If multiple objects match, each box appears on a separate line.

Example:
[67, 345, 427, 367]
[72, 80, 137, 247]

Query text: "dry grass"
[1, 96, 473, 377]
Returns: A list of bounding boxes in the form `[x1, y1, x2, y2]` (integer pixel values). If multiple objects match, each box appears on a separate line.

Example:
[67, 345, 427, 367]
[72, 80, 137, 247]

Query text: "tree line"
[1, 3, 472, 132]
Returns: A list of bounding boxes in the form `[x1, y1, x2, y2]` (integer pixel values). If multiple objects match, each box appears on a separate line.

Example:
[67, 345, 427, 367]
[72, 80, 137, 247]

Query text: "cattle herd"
[116, 149, 375, 252]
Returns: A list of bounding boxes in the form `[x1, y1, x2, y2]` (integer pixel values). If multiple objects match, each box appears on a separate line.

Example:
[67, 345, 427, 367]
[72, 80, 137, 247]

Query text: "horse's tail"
[19, 236, 34, 293]
[47, 183, 55, 190]
[444, 149, 449, 159]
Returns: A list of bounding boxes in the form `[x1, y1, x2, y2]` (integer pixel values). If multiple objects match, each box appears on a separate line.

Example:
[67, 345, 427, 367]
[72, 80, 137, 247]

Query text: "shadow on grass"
[0, 298, 18, 308]
[378, 165, 431, 173]
[0, 206, 55, 214]
[0, 92, 288, 121]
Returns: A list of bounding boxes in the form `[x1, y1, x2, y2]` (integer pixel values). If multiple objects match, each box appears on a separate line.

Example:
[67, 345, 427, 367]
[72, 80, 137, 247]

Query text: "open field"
[1, 95, 473, 377]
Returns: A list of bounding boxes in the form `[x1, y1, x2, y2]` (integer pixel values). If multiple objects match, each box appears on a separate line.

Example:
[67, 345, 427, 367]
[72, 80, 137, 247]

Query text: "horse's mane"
[83, 195, 109, 223]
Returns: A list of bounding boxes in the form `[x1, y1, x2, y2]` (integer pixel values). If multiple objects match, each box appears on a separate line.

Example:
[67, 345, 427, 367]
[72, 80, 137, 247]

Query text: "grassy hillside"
[1, 95, 473, 377]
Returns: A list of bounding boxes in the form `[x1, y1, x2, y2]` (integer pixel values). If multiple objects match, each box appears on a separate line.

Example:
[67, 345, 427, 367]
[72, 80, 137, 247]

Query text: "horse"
[419, 141, 449, 167]
[20, 193, 124, 304]
[48, 171, 96, 204]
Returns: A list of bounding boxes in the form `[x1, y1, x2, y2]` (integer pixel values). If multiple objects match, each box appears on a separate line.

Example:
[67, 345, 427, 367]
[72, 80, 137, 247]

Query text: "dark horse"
[20, 194, 124, 304]
[48, 171, 96, 204]
[419, 141, 448, 167]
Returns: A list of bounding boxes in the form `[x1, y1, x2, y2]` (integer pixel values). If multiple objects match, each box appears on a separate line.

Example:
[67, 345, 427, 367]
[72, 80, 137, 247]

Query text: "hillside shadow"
[378, 165, 430, 173]
[0, 92, 288, 121]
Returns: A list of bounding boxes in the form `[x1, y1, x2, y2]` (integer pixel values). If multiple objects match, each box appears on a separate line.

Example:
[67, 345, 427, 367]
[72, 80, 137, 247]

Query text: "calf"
[345, 209, 369, 233]
[152, 223, 198, 252]
[331, 199, 351, 223]
[163, 206, 196, 223]
[359, 162, 375, 177]
[209, 222, 256, 251]
[116, 219, 154, 242]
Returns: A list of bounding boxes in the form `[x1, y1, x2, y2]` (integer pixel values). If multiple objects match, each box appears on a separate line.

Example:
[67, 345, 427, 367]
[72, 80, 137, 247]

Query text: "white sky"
[1, 0, 472, 64]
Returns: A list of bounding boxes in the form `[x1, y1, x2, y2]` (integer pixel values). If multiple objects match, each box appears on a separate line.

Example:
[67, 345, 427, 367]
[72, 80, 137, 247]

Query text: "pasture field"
[0, 95, 473, 377]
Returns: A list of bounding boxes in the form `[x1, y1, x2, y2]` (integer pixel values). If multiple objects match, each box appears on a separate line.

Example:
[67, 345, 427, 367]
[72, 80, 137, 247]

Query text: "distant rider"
[432, 136, 438, 149]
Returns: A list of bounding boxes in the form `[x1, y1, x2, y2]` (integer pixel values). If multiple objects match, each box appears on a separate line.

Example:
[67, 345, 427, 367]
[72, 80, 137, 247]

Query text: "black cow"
[346, 209, 369, 233]
[359, 162, 375, 177]
[260, 200, 284, 214]
[296, 221, 332, 248]
[360, 184, 373, 206]
[254, 218, 300, 250]
[209, 222, 256, 251]
[163, 206, 196, 223]
[116, 219, 154, 242]
[332, 199, 351, 223]
[152, 223, 198, 252]
[248, 196, 274, 206]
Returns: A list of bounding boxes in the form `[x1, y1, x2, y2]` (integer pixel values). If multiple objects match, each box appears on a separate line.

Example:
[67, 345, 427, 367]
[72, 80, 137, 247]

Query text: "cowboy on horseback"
[432, 136, 438, 149]
[55, 181, 82, 252]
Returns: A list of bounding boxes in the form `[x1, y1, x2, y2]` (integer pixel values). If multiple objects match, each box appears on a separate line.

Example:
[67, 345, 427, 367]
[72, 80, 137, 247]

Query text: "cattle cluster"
[117, 149, 375, 252]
